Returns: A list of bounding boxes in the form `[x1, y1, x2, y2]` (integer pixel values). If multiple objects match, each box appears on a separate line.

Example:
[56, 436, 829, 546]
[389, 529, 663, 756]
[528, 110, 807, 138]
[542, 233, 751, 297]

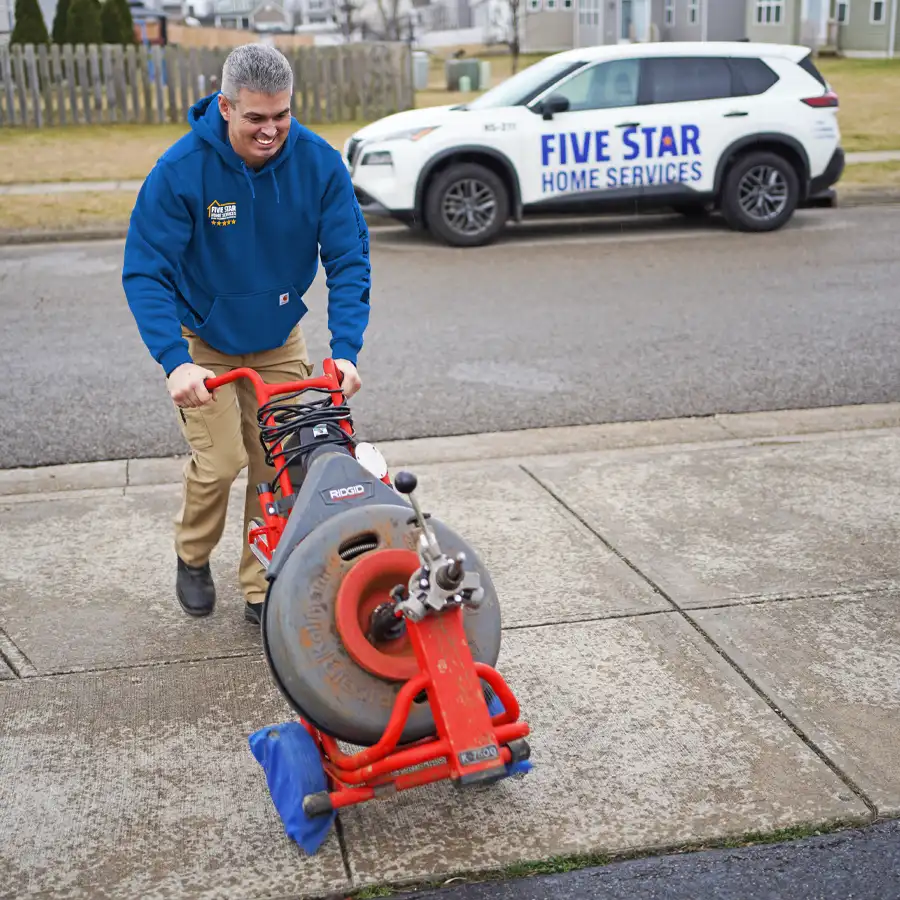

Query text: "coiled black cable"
[256, 386, 355, 494]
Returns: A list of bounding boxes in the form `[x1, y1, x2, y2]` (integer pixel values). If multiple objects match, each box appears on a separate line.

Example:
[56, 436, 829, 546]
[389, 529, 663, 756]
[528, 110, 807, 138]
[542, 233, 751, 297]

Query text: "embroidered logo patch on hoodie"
[207, 200, 237, 226]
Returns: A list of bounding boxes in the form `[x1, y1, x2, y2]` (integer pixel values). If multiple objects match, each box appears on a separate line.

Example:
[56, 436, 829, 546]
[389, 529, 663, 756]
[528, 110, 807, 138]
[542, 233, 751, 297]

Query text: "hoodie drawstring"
[271, 169, 280, 204]
[242, 163, 256, 200]
[241, 163, 279, 204]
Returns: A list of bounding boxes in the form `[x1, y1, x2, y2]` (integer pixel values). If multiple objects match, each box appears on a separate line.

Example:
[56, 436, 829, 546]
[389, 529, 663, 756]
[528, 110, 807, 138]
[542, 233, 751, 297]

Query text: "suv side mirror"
[540, 94, 570, 120]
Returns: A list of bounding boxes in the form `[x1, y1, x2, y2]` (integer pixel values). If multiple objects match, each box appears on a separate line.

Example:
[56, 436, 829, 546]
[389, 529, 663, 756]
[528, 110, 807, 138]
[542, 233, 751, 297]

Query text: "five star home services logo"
[207, 199, 237, 227]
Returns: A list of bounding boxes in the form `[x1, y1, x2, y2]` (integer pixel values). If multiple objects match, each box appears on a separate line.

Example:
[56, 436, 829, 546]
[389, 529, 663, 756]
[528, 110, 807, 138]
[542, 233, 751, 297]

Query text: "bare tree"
[334, 0, 362, 40]
[374, 0, 404, 39]
[507, 0, 521, 73]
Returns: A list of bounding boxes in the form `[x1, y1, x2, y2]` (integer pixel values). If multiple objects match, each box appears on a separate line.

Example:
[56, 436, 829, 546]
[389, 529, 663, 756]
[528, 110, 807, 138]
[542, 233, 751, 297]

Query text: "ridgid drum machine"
[203, 359, 532, 851]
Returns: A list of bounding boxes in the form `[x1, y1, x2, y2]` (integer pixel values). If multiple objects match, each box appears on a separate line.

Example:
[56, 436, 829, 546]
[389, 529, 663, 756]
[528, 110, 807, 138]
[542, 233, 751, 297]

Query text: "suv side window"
[544, 58, 641, 111]
[729, 57, 780, 96]
[641, 56, 733, 104]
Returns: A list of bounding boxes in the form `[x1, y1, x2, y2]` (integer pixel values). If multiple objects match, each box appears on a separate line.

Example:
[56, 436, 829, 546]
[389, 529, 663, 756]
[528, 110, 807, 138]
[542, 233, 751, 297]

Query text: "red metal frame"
[204, 359, 530, 814]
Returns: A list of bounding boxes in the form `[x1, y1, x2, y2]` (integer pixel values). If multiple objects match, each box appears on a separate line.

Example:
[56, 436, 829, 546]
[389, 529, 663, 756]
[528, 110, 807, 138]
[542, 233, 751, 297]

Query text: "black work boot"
[176, 557, 216, 617]
[244, 600, 264, 625]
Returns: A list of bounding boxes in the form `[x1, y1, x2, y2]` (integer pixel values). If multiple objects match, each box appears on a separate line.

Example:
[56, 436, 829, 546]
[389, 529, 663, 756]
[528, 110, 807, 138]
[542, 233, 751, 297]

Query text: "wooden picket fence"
[0, 40, 414, 128]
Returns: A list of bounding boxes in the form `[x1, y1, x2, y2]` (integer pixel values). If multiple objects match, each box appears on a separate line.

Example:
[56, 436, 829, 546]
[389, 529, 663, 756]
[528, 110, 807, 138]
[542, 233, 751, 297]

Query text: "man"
[122, 43, 371, 626]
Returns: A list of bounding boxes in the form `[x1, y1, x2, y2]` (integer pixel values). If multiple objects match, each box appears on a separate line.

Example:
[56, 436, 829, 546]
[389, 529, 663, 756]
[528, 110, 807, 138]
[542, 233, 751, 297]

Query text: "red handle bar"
[203, 357, 345, 408]
[203, 358, 349, 500]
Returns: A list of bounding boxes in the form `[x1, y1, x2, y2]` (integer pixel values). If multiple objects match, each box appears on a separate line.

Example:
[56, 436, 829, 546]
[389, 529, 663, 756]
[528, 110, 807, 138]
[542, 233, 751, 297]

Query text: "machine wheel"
[719, 151, 800, 233]
[424, 162, 509, 248]
[262, 503, 502, 747]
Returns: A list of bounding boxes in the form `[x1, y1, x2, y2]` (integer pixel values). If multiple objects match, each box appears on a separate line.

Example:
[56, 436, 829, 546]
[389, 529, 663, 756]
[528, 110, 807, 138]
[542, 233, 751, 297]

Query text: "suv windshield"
[463, 55, 588, 110]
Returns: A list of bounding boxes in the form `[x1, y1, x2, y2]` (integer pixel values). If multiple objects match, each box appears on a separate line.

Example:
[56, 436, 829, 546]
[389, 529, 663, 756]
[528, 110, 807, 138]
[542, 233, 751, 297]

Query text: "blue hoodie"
[122, 92, 371, 376]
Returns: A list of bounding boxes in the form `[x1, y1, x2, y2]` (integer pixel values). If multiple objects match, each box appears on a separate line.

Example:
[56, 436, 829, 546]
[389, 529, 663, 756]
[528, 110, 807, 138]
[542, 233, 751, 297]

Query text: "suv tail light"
[802, 90, 839, 108]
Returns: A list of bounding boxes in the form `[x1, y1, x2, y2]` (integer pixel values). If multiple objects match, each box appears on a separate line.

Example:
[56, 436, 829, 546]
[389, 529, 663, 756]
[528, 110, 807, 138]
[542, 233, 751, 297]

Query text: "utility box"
[412, 51, 430, 91]
[479, 60, 491, 89]
[445, 58, 482, 91]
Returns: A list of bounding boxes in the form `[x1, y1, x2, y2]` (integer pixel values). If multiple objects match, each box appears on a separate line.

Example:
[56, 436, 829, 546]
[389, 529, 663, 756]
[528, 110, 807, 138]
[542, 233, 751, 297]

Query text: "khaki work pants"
[173, 323, 313, 603]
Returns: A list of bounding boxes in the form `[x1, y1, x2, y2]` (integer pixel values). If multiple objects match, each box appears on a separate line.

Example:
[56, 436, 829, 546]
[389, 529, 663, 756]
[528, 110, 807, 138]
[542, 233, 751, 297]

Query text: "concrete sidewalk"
[2, 403, 900, 899]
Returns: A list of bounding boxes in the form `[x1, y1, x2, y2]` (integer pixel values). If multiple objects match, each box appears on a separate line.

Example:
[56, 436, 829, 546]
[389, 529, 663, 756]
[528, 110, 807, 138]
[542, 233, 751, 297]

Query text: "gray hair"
[220, 43, 293, 102]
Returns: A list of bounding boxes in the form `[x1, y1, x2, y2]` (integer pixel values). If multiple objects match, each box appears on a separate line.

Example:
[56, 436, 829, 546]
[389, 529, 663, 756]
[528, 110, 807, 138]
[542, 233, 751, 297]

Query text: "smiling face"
[218, 88, 292, 168]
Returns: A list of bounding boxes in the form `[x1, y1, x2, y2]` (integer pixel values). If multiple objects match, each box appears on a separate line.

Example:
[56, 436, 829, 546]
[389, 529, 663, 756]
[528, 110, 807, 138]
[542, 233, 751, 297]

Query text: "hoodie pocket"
[192, 285, 309, 356]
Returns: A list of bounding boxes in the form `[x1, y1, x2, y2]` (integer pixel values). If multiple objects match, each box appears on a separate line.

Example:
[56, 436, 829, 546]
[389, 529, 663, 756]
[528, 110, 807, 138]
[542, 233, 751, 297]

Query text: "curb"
[2, 402, 899, 498]
[845, 150, 900, 163]
[835, 187, 900, 207]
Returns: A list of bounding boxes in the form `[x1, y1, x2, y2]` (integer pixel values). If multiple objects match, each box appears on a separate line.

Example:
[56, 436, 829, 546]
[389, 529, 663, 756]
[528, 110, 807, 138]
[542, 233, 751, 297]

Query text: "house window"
[836, 0, 849, 23]
[688, 0, 698, 24]
[871, 0, 885, 22]
[665, 0, 674, 25]
[577, 0, 599, 26]
[528, 0, 541, 10]
[755, 0, 784, 24]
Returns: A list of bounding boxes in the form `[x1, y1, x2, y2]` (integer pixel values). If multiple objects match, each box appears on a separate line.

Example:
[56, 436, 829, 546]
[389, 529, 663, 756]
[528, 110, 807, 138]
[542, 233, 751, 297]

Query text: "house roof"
[251, 0, 289, 20]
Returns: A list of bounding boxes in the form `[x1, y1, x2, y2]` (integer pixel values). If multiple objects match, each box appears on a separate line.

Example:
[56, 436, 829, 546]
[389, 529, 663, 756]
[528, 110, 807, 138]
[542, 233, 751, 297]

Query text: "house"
[833, 0, 899, 56]
[0, 0, 11, 43]
[567, 0, 897, 56]
[572, 0, 747, 48]
[523, 0, 575, 52]
[659, 0, 747, 41]
[743, 0, 897, 57]
[744, 0, 832, 49]
[180, 0, 295, 30]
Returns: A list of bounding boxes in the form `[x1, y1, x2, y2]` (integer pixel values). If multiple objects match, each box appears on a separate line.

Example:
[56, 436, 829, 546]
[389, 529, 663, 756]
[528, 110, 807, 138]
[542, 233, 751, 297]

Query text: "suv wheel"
[720, 151, 800, 233]
[424, 162, 509, 247]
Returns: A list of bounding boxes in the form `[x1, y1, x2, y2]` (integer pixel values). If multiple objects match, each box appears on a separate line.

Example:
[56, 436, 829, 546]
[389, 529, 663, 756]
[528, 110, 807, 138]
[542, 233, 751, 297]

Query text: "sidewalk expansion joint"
[20, 647, 264, 682]
[504, 608, 677, 631]
[0, 628, 38, 678]
[519, 463, 880, 820]
[677, 584, 900, 613]
[334, 815, 354, 886]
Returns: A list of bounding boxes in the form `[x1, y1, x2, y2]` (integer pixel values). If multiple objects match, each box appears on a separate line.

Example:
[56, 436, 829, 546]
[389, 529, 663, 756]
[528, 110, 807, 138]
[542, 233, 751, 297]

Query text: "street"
[1, 204, 899, 469]
[378, 818, 900, 900]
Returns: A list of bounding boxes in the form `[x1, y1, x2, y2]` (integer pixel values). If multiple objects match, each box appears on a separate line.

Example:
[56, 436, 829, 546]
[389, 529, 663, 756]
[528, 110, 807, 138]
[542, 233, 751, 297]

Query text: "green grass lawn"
[817, 56, 900, 152]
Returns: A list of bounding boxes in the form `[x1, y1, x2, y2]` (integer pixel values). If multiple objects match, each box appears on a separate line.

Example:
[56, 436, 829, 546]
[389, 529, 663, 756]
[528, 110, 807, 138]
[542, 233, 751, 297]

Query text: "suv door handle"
[724, 111, 749, 117]
[616, 122, 640, 128]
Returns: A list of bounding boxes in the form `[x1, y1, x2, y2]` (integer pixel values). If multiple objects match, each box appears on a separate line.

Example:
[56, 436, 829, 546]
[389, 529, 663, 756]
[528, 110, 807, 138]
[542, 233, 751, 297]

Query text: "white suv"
[343, 41, 844, 247]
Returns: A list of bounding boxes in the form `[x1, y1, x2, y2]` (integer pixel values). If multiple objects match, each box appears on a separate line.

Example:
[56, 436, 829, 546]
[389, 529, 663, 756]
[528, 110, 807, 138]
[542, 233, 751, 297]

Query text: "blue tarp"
[248, 722, 336, 855]
[249, 685, 532, 855]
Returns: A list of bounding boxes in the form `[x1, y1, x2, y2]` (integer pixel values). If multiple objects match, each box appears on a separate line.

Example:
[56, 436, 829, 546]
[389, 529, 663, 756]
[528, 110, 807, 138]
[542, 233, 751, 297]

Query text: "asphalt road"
[381, 819, 900, 900]
[1, 204, 899, 469]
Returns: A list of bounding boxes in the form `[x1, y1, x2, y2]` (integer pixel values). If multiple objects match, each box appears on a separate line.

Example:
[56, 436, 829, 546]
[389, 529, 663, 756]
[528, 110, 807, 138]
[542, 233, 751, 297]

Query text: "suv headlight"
[361, 150, 393, 166]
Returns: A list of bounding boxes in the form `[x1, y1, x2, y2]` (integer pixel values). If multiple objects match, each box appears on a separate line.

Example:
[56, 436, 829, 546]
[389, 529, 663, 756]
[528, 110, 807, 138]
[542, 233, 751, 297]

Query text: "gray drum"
[261, 502, 502, 747]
